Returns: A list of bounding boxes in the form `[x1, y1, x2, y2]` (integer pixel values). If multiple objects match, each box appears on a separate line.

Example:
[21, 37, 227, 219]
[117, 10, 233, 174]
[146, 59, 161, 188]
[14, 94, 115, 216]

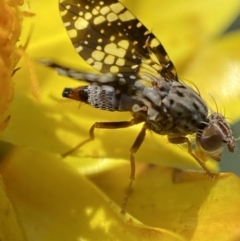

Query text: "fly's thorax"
[134, 79, 209, 135]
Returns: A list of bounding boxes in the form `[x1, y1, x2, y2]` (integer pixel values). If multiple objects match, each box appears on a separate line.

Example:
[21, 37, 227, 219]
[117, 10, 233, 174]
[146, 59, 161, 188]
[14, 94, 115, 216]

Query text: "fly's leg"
[62, 117, 145, 213]
[121, 123, 147, 214]
[168, 136, 216, 179]
[62, 117, 143, 157]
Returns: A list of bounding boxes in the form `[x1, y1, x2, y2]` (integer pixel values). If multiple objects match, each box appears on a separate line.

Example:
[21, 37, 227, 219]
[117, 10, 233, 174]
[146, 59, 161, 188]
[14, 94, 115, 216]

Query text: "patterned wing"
[59, 0, 178, 82]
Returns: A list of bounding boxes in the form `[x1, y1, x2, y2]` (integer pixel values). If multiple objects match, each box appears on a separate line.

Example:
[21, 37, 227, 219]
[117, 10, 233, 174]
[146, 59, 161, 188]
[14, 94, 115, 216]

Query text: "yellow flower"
[1, 0, 240, 240]
[0, 0, 22, 131]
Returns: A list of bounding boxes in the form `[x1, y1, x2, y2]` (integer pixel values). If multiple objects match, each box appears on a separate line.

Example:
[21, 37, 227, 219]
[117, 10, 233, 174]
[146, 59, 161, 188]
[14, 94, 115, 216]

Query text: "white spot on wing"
[107, 12, 118, 22]
[150, 38, 161, 48]
[119, 10, 135, 22]
[118, 40, 129, 49]
[84, 12, 92, 20]
[86, 58, 94, 65]
[55, 67, 68, 76]
[100, 6, 110, 15]
[92, 9, 98, 15]
[74, 17, 88, 30]
[85, 73, 98, 81]
[94, 15, 106, 25]
[99, 73, 115, 82]
[68, 29, 77, 38]
[63, 21, 71, 27]
[104, 43, 126, 58]
[92, 50, 105, 61]
[92, 61, 103, 71]
[76, 46, 83, 53]
[104, 55, 115, 65]
[60, 9, 68, 17]
[110, 66, 119, 73]
[116, 58, 125, 66]
[110, 36, 115, 41]
[110, 3, 125, 14]
[118, 78, 126, 84]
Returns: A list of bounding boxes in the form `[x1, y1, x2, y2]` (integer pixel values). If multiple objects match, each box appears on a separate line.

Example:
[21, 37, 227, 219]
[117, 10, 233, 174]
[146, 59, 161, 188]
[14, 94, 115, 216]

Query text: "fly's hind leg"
[62, 117, 144, 157]
[62, 117, 145, 213]
[168, 135, 216, 179]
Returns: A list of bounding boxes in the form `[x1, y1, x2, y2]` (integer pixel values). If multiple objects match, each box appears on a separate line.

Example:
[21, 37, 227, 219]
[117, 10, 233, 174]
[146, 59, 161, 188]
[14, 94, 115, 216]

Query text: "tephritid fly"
[42, 0, 237, 213]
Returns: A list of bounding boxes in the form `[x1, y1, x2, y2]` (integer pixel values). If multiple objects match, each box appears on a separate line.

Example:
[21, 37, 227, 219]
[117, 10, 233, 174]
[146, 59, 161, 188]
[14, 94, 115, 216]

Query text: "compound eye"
[198, 125, 224, 152]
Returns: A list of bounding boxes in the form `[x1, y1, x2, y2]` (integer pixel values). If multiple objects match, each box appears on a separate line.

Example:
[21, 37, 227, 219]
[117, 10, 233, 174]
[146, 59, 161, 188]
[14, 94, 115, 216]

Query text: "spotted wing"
[59, 0, 178, 82]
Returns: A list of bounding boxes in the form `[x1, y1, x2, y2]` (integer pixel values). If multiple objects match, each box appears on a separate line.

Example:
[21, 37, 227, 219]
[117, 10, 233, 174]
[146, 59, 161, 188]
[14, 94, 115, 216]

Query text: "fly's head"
[196, 113, 236, 161]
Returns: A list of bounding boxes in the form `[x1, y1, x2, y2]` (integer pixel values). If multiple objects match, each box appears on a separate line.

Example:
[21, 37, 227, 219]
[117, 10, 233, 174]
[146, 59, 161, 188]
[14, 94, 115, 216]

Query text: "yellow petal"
[91, 162, 240, 241]
[0, 0, 23, 131]
[0, 146, 187, 241]
[0, 176, 26, 241]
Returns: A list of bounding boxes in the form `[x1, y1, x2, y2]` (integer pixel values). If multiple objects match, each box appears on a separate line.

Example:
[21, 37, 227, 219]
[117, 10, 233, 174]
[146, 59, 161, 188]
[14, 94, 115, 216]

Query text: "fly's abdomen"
[63, 83, 144, 112]
[87, 84, 117, 111]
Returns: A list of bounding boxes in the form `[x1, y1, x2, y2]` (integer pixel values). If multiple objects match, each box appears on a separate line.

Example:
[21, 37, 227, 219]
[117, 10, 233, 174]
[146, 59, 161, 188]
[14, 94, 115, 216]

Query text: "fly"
[42, 0, 237, 213]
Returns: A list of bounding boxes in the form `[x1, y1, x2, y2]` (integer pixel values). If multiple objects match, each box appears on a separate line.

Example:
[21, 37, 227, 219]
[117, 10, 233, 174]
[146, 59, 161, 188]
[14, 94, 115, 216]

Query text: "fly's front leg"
[168, 135, 216, 179]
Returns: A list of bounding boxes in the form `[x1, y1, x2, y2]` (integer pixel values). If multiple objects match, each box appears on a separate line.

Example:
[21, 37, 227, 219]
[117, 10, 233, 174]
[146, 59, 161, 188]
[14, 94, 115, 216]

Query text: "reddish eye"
[198, 124, 224, 152]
